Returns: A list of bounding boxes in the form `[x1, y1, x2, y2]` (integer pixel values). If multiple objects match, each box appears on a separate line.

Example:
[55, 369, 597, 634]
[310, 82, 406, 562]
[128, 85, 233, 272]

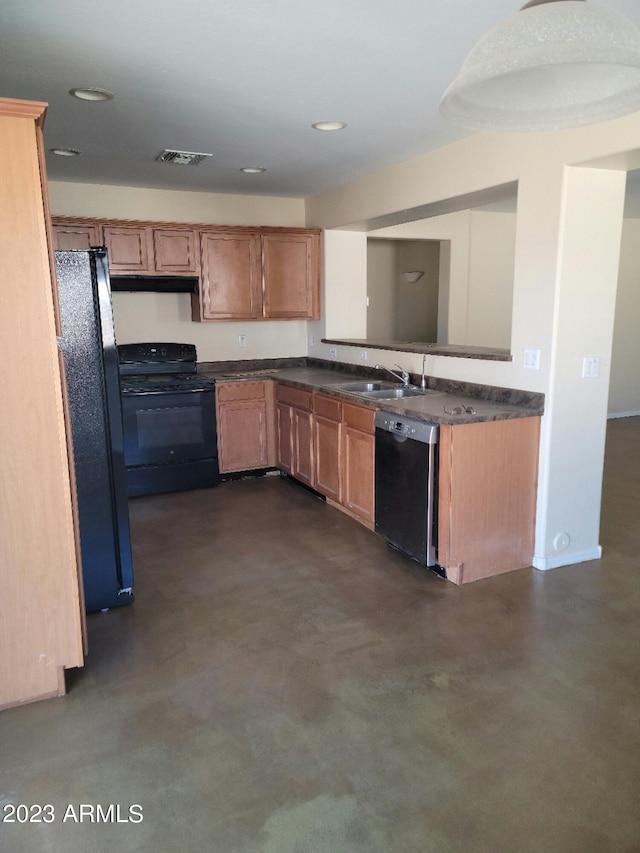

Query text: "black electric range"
[117, 343, 219, 497]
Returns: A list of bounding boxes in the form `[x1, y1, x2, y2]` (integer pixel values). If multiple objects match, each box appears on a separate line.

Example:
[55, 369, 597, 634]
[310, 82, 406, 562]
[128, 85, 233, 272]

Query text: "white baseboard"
[608, 410, 640, 419]
[532, 546, 602, 571]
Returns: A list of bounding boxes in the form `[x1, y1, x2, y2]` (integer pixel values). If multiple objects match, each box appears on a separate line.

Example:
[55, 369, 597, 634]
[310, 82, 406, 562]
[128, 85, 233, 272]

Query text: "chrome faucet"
[375, 363, 411, 387]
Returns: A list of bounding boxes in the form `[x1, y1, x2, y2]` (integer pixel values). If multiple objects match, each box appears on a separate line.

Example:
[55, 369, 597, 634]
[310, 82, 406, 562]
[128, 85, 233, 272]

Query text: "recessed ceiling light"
[311, 121, 347, 131]
[240, 167, 266, 174]
[50, 148, 81, 157]
[69, 87, 114, 102]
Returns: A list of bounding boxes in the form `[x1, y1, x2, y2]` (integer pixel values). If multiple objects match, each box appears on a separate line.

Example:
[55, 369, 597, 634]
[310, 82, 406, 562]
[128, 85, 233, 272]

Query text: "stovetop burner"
[118, 342, 215, 395]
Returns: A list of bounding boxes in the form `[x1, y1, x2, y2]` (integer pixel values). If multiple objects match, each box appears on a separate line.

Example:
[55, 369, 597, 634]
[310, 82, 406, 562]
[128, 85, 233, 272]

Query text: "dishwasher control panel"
[374, 411, 438, 445]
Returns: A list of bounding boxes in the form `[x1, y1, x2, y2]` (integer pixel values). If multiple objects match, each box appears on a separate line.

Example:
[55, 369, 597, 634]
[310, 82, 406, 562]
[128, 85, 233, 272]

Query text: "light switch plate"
[582, 357, 600, 379]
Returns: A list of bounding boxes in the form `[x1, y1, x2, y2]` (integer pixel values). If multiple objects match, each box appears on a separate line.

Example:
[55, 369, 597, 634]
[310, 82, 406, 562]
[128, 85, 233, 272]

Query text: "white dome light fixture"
[439, 0, 640, 132]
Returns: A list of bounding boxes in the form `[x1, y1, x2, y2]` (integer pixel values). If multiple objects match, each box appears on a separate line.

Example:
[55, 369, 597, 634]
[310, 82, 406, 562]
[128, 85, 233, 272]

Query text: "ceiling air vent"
[156, 149, 212, 166]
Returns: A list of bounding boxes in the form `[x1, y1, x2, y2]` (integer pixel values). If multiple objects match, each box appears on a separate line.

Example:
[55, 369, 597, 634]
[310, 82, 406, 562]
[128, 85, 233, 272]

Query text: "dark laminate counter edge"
[201, 358, 544, 427]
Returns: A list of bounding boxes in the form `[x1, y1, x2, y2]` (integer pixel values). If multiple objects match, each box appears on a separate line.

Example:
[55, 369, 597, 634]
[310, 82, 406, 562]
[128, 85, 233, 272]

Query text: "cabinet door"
[314, 416, 341, 501]
[343, 427, 375, 527]
[314, 395, 342, 502]
[292, 407, 314, 487]
[199, 230, 262, 320]
[153, 228, 199, 274]
[218, 400, 268, 472]
[52, 222, 101, 250]
[103, 225, 152, 273]
[262, 232, 320, 319]
[276, 403, 293, 474]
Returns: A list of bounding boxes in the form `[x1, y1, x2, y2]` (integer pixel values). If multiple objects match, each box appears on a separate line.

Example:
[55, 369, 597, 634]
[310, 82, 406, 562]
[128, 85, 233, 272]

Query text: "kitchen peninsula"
[206, 358, 543, 586]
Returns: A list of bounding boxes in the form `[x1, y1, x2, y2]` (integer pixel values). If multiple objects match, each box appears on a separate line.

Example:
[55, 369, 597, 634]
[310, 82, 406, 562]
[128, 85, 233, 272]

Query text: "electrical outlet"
[329, 346, 337, 358]
[238, 334, 247, 348]
[358, 350, 367, 361]
[309, 333, 315, 347]
[523, 348, 540, 370]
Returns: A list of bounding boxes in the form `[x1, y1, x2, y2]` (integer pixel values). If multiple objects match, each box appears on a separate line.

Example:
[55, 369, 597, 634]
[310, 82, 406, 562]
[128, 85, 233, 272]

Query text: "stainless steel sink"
[329, 381, 394, 392]
[361, 387, 426, 399]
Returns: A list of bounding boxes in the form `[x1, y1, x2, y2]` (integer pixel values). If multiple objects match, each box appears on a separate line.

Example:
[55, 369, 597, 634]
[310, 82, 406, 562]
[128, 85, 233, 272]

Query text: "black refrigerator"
[55, 248, 134, 613]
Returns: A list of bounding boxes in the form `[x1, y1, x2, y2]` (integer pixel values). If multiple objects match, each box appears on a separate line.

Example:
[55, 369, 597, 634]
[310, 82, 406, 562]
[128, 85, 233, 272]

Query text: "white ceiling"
[2, 0, 640, 201]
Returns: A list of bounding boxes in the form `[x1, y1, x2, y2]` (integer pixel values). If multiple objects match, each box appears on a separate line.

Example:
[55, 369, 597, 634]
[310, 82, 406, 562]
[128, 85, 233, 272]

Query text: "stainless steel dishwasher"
[374, 410, 440, 570]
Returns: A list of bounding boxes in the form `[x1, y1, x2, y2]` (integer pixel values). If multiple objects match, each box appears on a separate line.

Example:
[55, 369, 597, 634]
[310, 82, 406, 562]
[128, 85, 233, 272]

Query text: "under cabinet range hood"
[110, 275, 198, 293]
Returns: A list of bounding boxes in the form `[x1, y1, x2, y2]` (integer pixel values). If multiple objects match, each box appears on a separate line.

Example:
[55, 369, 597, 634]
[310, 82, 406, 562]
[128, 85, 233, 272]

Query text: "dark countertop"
[322, 338, 512, 362]
[202, 361, 544, 426]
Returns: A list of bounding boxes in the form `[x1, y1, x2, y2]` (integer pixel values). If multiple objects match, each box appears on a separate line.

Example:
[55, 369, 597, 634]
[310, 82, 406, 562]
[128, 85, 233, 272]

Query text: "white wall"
[609, 217, 640, 417]
[48, 181, 310, 362]
[395, 241, 440, 342]
[305, 116, 640, 572]
[366, 240, 396, 339]
[467, 211, 516, 349]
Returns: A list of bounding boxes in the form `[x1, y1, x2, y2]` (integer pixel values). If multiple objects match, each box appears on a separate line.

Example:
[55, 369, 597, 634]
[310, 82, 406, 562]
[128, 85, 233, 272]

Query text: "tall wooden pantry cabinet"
[0, 98, 85, 709]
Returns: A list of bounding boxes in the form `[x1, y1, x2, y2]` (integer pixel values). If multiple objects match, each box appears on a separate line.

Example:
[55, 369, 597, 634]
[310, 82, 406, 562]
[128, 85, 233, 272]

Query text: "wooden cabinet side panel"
[437, 424, 454, 578]
[0, 107, 84, 708]
[199, 231, 262, 320]
[446, 418, 540, 584]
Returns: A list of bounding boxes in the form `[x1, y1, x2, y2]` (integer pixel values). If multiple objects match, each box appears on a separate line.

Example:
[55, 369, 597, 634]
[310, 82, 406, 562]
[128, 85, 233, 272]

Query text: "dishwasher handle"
[374, 410, 438, 445]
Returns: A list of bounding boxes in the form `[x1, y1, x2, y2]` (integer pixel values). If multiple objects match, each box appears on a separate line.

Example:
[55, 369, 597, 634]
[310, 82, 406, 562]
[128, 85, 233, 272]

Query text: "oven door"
[122, 389, 217, 468]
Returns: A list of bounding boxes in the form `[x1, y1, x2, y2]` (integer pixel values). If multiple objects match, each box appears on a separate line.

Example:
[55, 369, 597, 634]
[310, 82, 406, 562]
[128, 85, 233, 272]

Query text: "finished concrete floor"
[2, 418, 640, 852]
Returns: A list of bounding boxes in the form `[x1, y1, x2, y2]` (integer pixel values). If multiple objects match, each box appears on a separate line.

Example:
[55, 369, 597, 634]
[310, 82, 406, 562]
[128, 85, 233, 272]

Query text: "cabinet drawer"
[314, 393, 342, 421]
[217, 380, 267, 402]
[343, 402, 375, 434]
[276, 383, 312, 411]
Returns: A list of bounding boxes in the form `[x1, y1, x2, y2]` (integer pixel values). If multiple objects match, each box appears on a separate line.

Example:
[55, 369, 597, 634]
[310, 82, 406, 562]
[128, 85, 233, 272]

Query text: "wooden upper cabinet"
[103, 225, 152, 272]
[199, 230, 262, 320]
[197, 227, 320, 322]
[262, 231, 320, 319]
[52, 220, 101, 251]
[51, 217, 321, 321]
[152, 228, 199, 274]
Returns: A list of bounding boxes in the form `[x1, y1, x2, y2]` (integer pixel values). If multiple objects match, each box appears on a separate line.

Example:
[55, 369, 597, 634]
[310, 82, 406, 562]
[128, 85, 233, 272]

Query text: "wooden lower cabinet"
[276, 384, 375, 528]
[216, 380, 274, 473]
[437, 417, 540, 585]
[313, 394, 342, 502]
[292, 407, 314, 486]
[275, 384, 314, 486]
[276, 401, 294, 474]
[341, 402, 375, 528]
